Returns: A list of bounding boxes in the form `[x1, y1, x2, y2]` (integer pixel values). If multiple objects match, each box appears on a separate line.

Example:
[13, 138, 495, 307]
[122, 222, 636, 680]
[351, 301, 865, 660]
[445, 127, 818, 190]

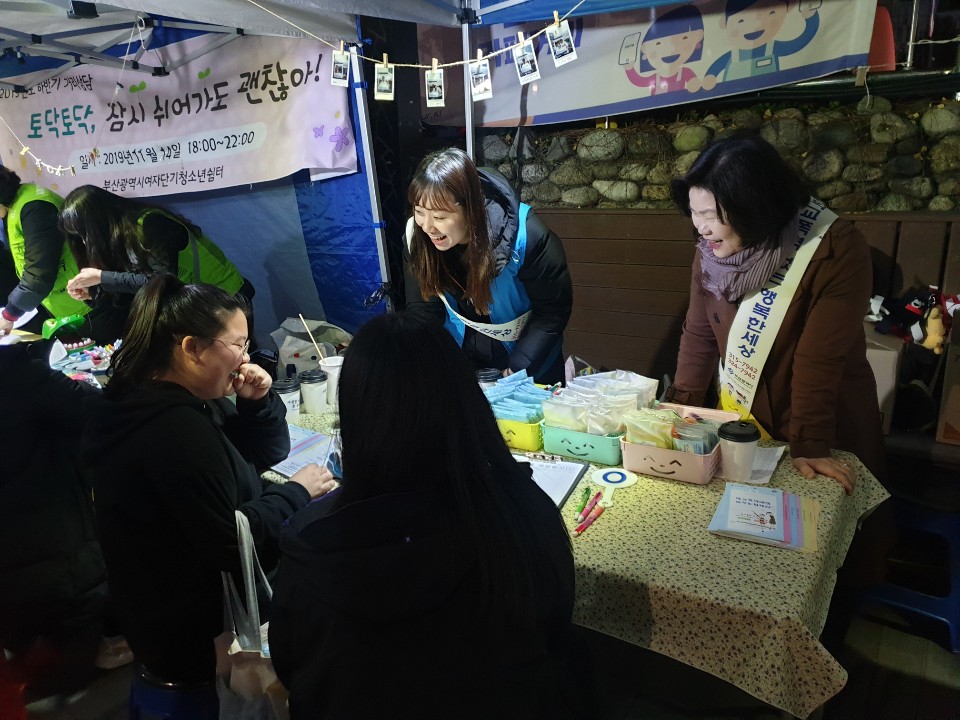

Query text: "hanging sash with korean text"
[719, 197, 838, 436]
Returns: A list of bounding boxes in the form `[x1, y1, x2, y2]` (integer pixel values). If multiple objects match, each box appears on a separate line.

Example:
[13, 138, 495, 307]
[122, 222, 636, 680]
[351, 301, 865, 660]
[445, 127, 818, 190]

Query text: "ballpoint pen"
[574, 505, 605, 536]
[577, 490, 602, 523]
[573, 486, 591, 520]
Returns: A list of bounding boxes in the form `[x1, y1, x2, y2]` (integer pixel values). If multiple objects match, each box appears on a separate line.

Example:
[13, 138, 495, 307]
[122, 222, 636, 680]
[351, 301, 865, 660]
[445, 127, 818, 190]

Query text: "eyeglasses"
[212, 337, 250, 356]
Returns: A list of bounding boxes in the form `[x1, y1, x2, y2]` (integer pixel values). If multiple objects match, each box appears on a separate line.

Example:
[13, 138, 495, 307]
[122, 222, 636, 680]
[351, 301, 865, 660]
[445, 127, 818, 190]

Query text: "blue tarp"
[477, 0, 681, 25]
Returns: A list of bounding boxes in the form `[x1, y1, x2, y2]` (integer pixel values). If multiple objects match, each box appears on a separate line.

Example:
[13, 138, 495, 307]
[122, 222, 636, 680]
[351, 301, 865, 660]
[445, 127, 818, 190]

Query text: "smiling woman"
[402, 147, 573, 385]
[78, 275, 334, 712]
[666, 132, 884, 491]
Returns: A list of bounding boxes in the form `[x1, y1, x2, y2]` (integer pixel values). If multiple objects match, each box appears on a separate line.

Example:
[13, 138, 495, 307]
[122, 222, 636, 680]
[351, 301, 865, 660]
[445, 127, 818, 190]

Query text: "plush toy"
[876, 285, 952, 346]
[919, 306, 947, 354]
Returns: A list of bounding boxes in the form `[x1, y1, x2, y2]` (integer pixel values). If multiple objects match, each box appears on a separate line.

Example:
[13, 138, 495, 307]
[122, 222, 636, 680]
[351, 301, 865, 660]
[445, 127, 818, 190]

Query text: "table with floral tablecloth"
[565, 447, 888, 719]
[271, 415, 888, 719]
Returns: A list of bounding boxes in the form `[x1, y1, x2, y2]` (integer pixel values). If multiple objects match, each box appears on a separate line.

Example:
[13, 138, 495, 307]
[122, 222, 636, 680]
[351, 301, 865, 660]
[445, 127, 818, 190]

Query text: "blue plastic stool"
[863, 500, 960, 653]
[128, 665, 218, 720]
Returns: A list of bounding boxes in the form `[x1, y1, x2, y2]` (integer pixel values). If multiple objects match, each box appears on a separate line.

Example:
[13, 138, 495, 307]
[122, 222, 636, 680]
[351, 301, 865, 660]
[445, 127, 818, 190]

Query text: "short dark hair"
[106, 274, 246, 398]
[0, 166, 22, 207]
[337, 312, 570, 622]
[670, 132, 809, 250]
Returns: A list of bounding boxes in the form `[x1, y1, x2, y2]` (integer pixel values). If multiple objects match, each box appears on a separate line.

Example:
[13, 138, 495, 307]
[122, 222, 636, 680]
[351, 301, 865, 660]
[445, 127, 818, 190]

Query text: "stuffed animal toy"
[877, 285, 952, 346]
[920, 306, 947, 354]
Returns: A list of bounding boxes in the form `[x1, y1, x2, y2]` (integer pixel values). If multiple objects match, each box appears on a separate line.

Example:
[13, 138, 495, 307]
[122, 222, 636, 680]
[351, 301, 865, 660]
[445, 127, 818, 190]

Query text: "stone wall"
[478, 97, 960, 212]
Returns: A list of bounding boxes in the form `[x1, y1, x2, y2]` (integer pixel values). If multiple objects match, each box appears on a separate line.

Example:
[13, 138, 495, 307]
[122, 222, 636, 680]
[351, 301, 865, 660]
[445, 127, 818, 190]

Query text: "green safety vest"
[7, 184, 90, 319]
[138, 209, 243, 294]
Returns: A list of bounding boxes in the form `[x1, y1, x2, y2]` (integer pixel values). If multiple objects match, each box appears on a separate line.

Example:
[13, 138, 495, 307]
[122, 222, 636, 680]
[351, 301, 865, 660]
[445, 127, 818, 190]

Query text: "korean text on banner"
[418, 0, 874, 127]
[0, 35, 357, 196]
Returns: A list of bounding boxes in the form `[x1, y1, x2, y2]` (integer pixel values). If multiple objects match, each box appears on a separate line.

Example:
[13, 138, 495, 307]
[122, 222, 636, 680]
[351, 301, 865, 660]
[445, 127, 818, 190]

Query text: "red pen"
[574, 505, 605, 536]
[577, 491, 602, 523]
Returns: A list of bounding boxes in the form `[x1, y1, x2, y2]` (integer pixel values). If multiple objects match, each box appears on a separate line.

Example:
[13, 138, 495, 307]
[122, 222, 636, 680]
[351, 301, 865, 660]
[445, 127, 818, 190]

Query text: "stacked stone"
[479, 98, 960, 212]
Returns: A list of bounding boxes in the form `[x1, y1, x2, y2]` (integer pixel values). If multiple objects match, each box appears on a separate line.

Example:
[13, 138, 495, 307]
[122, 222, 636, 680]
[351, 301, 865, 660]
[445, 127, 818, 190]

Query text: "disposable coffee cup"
[319, 356, 344, 407]
[273, 376, 301, 421]
[298, 369, 328, 414]
[718, 420, 761, 484]
[476, 367, 501, 389]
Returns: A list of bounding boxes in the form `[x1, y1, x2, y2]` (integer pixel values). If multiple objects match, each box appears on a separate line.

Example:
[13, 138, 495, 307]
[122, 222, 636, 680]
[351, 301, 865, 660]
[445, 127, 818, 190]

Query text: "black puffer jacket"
[403, 168, 572, 384]
[0, 342, 107, 651]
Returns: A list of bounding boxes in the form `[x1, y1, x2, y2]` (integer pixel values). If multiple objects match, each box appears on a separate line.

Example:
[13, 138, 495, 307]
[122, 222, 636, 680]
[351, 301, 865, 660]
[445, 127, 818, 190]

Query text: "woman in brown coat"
[665, 133, 885, 491]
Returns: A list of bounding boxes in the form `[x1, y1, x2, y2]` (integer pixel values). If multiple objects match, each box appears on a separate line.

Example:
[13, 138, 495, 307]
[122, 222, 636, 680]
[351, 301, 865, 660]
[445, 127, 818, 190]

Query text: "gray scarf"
[698, 216, 799, 302]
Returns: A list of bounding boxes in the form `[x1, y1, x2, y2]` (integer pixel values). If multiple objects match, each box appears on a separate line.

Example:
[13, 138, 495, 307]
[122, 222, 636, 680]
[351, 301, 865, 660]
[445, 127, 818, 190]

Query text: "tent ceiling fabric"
[102, 0, 458, 32]
[477, 0, 689, 25]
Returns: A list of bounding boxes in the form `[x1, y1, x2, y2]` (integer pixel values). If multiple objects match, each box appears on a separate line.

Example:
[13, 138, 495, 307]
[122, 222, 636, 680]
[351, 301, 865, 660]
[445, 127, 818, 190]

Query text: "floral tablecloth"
[271, 415, 888, 718]
[565, 448, 888, 719]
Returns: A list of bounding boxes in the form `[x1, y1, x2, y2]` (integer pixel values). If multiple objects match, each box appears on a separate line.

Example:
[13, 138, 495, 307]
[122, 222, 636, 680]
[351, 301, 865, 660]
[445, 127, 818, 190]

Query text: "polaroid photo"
[512, 38, 540, 85]
[330, 50, 350, 87]
[547, 20, 577, 68]
[374, 64, 395, 101]
[470, 58, 493, 101]
[425, 68, 445, 108]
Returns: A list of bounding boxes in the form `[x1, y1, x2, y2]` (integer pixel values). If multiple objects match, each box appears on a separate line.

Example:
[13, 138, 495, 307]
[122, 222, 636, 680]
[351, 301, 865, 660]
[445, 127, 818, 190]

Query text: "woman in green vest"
[0, 167, 89, 337]
[59, 185, 256, 339]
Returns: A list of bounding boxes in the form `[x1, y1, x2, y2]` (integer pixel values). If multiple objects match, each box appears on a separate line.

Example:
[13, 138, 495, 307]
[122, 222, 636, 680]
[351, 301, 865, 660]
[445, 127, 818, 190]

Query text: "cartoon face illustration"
[722, 0, 789, 50]
[560, 438, 594, 457]
[643, 456, 684, 476]
[640, 11, 704, 77]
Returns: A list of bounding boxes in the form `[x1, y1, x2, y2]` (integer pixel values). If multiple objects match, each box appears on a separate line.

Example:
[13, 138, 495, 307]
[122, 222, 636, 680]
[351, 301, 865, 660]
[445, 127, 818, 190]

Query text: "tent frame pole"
[462, 20, 474, 160]
[349, 45, 393, 311]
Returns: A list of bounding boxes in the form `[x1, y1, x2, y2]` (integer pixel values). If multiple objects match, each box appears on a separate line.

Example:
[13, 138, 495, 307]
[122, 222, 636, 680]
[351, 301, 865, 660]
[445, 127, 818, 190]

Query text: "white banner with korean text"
[0, 34, 356, 196]
[418, 0, 875, 126]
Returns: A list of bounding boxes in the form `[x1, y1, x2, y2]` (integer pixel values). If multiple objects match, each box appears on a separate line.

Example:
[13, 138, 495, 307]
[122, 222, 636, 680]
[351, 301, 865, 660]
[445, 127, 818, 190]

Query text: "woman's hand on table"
[290, 463, 337, 499]
[792, 456, 856, 495]
[232, 362, 272, 401]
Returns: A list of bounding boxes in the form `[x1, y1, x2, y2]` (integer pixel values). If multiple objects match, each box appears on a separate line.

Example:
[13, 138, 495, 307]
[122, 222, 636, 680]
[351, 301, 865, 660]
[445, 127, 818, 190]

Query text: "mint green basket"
[542, 425, 623, 466]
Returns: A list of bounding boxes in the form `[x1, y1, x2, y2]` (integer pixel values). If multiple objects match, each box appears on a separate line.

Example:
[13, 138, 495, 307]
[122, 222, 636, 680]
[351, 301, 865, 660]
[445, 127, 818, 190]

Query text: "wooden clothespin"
[19, 145, 29, 156]
[855, 66, 868, 87]
[476, 49, 483, 64]
[517, 31, 525, 45]
[381, 53, 389, 69]
[553, 10, 560, 26]
[338, 40, 344, 53]
[432, 57, 439, 72]
[70, 166, 77, 176]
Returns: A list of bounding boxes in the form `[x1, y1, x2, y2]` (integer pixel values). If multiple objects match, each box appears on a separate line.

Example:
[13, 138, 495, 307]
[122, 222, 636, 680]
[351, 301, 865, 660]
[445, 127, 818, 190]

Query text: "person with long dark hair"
[59, 185, 256, 342]
[81, 275, 333, 716]
[666, 132, 884, 492]
[270, 313, 577, 719]
[403, 147, 572, 385]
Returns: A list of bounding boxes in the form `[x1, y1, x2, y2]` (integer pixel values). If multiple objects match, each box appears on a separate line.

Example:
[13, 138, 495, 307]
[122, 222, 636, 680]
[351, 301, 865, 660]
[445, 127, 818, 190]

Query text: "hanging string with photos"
[0, 18, 150, 179]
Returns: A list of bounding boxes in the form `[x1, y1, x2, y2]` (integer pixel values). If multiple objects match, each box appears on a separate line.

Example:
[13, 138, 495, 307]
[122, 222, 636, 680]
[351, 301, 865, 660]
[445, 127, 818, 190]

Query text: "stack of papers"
[708, 482, 820, 552]
[270, 424, 334, 478]
[511, 453, 588, 507]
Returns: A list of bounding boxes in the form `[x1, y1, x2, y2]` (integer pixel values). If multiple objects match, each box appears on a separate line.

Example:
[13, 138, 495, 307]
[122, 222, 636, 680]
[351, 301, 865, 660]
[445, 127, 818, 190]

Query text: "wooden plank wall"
[538, 208, 695, 381]
[538, 208, 960, 382]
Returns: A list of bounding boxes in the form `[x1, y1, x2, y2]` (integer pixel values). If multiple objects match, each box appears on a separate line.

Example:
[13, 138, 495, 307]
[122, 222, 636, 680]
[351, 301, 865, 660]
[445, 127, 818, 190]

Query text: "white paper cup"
[718, 421, 761, 484]
[319, 356, 344, 407]
[272, 376, 301, 421]
[298, 369, 328, 414]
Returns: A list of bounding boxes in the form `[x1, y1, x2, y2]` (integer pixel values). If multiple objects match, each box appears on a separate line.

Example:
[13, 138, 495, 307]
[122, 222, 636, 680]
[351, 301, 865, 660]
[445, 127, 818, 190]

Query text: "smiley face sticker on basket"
[591, 468, 638, 507]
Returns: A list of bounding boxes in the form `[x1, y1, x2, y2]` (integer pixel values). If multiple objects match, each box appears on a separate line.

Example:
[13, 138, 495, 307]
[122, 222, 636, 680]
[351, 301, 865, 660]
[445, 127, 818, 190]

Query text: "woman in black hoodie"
[270, 313, 578, 719]
[81, 275, 334, 715]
